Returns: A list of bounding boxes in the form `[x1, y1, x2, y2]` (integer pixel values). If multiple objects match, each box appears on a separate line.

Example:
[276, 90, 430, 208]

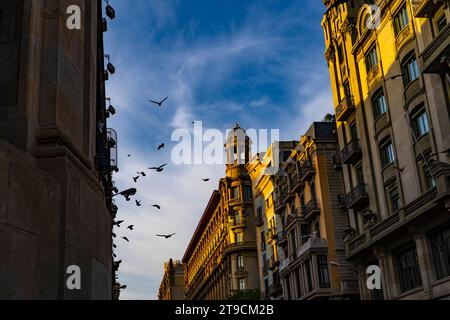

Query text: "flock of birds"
[112, 97, 213, 282]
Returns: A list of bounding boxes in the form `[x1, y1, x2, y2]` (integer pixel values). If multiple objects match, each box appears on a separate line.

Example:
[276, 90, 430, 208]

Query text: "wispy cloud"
[103, 0, 331, 299]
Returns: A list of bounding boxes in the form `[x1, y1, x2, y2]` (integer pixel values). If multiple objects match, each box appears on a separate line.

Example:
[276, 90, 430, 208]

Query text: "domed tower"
[220, 124, 259, 296]
[225, 124, 252, 178]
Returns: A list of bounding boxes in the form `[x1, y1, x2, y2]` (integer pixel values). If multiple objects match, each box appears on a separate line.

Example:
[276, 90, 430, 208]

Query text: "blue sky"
[104, 0, 332, 299]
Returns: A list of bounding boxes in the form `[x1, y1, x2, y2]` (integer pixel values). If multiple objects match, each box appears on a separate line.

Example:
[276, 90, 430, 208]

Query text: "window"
[235, 232, 244, 243]
[418, 157, 436, 191]
[244, 186, 252, 200]
[234, 211, 241, 224]
[411, 108, 430, 138]
[365, 45, 378, 71]
[301, 224, 310, 244]
[372, 89, 388, 119]
[380, 139, 395, 168]
[389, 187, 402, 212]
[265, 193, 273, 209]
[401, 52, 419, 86]
[338, 44, 344, 65]
[429, 226, 450, 280]
[238, 278, 246, 290]
[356, 164, 365, 185]
[361, 13, 370, 34]
[437, 15, 447, 33]
[395, 245, 422, 293]
[290, 229, 297, 255]
[317, 255, 331, 288]
[394, 4, 409, 36]
[237, 255, 244, 270]
[231, 186, 240, 200]
[260, 230, 266, 251]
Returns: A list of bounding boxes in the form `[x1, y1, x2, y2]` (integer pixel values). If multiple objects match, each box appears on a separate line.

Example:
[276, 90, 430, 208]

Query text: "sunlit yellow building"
[246, 142, 297, 299]
[182, 125, 260, 300]
[322, 0, 450, 299]
[158, 259, 185, 300]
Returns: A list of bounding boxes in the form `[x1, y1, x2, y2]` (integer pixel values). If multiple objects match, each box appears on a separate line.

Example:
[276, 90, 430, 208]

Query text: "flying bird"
[202, 178, 210, 182]
[127, 225, 134, 230]
[149, 96, 168, 107]
[133, 175, 140, 183]
[135, 200, 142, 207]
[122, 236, 129, 242]
[151, 204, 161, 210]
[158, 143, 165, 150]
[137, 171, 146, 177]
[156, 233, 176, 239]
[127, 154, 131, 157]
[149, 163, 168, 172]
[113, 220, 124, 227]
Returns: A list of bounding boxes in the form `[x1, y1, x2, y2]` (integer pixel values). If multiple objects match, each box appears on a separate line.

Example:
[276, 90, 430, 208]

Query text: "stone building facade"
[182, 125, 260, 300]
[0, 0, 115, 299]
[158, 259, 185, 300]
[274, 122, 358, 300]
[322, 0, 450, 299]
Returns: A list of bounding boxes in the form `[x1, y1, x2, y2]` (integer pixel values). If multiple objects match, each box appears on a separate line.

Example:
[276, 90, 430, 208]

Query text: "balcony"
[223, 241, 257, 255]
[412, 0, 443, 18]
[300, 161, 315, 182]
[341, 139, 362, 165]
[422, 22, 450, 74]
[267, 228, 278, 242]
[302, 200, 320, 220]
[275, 198, 286, 214]
[335, 95, 355, 122]
[288, 170, 304, 194]
[297, 237, 328, 259]
[277, 231, 288, 247]
[339, 183, 369, 211]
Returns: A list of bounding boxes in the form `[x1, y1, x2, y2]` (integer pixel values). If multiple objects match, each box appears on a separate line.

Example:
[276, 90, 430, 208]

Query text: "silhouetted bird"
[119, 285, 127, 290]
[135, 200, 142, 207]
[151, 204, 161, 210]
[137, 171, 146, 177]
[149, 96, 168, 107]
[148, 163, 167, 172]
[122, 236, 129, 242]
[128, 154, 131, 157]
[133, 175, 140, 183]
[127, 225, 134, 230]
[113, 220, 124, 227]
[156, 233, 176, 239]
[202, 178, 210, 182]
[158, 143, 165, 150]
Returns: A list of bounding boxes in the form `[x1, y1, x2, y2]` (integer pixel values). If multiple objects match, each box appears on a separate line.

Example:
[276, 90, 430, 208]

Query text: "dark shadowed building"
[0, 0, 116, 299]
